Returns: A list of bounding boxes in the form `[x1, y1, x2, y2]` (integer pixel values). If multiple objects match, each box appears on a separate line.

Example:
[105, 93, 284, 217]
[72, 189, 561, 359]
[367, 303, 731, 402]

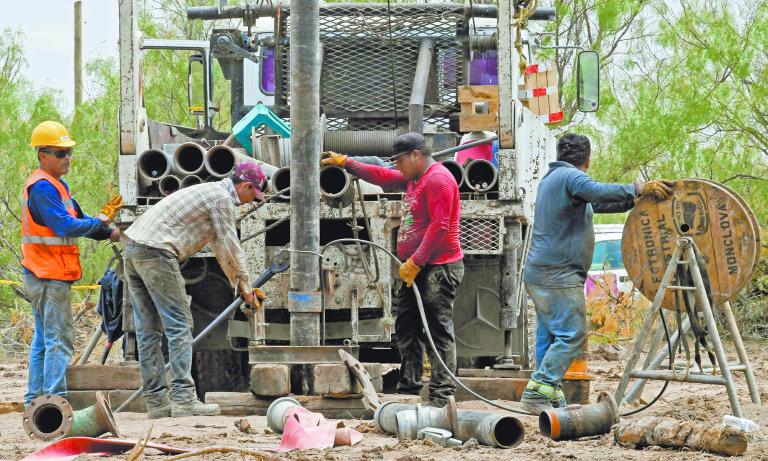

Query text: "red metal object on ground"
[21, 437, 187, 461]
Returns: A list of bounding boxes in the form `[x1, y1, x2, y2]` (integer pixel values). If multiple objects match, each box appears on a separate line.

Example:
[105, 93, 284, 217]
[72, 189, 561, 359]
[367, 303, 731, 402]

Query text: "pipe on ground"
[440, 160, 465, 189]
[375, 400, 524, 448]
[173, 142, 206, 175]
[205, 144, 279, 179]
[464, 159, 498, 192]
[539, 392, 619, 441]
[137, 149, 172, 181]
[159, 175, 181, 196]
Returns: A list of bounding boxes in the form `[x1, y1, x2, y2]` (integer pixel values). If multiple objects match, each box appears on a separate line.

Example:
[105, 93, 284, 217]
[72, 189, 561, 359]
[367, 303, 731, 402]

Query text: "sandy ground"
[1, 340, 767, 460]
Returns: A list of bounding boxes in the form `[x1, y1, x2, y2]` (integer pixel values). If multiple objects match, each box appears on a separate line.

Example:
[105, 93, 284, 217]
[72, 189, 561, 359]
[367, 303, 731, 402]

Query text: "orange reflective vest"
[21, 169, 82, 281]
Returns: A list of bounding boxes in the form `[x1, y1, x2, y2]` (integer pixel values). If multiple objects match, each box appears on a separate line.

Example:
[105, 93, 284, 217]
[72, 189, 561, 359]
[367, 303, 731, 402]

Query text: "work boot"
[146, 395, 172, 419]
[519, 380, 555, 414]
[552, 388, 567, 408]
[171, 398, 220, 417]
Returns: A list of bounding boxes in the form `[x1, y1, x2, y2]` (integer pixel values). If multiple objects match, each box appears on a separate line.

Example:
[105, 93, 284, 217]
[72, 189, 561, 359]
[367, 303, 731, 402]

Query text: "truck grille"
[459, 218, 503, 255]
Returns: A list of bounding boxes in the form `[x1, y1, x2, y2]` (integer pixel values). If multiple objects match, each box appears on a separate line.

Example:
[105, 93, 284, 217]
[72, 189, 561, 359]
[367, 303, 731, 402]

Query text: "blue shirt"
[523, 161, 636, 287]
[22, 178, 110, 274]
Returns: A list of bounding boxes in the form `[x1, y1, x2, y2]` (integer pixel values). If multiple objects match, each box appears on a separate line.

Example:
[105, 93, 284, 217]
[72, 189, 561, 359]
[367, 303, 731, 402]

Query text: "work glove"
[97, 194, 125, 223]
[320, 151, 348, 168]
[240, 287, 267, 316]
[636, 180, 675, 201]
[399, 258, 421, 288]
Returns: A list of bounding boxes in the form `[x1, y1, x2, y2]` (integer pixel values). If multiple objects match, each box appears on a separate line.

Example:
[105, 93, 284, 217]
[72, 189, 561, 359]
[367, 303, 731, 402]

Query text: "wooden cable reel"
[622, 179, 760, 309]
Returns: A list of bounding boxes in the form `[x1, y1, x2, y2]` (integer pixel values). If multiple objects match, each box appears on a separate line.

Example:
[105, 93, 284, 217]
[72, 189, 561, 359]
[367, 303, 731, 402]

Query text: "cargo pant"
[526, 283, 587, 388]
[123, 239, 196, 406]
[24, 273, 74, 405]
[394, 261, 464, 406]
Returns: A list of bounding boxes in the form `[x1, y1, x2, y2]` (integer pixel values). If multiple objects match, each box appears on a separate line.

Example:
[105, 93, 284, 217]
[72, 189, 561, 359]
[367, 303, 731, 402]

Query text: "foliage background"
[0, 0, 764, 355]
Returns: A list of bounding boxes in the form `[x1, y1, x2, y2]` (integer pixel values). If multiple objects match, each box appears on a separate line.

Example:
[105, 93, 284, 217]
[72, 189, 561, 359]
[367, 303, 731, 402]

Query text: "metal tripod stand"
[614, 236, 761, 418]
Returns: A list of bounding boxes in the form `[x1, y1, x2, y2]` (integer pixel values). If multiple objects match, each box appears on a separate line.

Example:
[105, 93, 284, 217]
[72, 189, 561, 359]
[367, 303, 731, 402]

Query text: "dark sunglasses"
[42, 149, 73, 159]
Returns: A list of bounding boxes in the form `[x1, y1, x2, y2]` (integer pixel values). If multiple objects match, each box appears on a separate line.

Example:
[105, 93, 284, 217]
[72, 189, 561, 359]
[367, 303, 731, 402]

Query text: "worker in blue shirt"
[519, 133, 674, 413]
[22, 121, 120, 407]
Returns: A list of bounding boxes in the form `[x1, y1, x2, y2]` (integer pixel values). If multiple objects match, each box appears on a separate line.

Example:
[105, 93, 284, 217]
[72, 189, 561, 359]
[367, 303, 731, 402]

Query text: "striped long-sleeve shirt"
[124, 179, 250, 289]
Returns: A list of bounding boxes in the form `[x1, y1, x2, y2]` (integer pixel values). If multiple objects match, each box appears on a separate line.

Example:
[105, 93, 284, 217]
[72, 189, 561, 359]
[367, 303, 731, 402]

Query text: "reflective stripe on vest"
[22, 235, 78, 245]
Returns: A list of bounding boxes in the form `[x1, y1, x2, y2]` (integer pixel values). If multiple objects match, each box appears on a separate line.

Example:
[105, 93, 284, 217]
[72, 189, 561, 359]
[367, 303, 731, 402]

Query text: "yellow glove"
[97, 194, 124, 222]
[241, 287, 267, 316]
[320, 151, 348, 168]
[399, 258, 421, 288]
[636, 180, 675, 201]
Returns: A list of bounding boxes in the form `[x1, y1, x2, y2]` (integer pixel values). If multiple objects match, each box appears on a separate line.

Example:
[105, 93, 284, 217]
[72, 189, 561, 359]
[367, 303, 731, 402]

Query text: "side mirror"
[576, 51, 600, 112]
[187, 54, 205, 114]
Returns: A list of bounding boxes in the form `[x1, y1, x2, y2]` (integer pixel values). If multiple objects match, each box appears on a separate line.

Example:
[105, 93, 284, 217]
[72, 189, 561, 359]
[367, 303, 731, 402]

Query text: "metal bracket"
[339, 349, 382, 411]
[214, 33, 259, 63]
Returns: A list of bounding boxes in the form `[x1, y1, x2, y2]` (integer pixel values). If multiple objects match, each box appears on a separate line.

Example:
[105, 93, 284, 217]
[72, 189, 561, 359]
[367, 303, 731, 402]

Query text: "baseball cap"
[386, 132, 427, 162]
[233, 161, 267, 200]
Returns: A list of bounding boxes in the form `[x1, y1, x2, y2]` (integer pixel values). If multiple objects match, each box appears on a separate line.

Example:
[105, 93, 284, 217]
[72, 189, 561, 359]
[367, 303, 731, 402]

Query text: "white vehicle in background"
[586, 224, 634, 298]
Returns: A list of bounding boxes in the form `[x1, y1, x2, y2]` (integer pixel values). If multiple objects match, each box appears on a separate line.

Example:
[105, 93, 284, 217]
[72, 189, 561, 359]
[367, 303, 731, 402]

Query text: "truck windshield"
[591, 239, 624, 271]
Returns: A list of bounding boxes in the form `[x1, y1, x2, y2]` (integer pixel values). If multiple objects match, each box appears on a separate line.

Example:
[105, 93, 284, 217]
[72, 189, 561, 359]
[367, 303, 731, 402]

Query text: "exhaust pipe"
[205, 145, 279, 179]
[464, 159, 498, 192]
[440, 160, 465, 189]
[137, 149, 172, 181]
[181, 175, 202, 188]
[375, 399, 524, 448]
[173, 142, 206, 175]
[22, 393, 120, 441]
[159, 175, 181, 196]
[270, 167, 291, 199]
[540, 391, 619, 441]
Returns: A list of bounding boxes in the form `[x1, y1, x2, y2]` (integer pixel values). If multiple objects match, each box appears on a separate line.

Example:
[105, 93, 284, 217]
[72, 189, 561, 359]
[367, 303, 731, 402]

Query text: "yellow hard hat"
[29, 121, 77, 148]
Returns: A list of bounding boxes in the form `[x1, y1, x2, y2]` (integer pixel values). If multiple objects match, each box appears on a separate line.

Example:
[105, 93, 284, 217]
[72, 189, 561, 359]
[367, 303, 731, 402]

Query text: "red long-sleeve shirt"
[346, 159, 463, 266]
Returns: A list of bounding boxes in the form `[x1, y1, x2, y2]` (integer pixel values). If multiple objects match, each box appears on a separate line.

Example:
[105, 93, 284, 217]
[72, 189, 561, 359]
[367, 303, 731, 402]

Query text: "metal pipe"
[205, 145, 279, 179]
[270, 167, 292, 199]
[319, 165, 351, 199]
[266, 397, 301, 434]
[721, 301, 761, 404]
[409, 39, 435, 134]
[539, 392, 618, 441]
[187, 4, 278, 20]
[323, 130, 406, 156]
[289, 0, 322, 349]
[173, 142, 206, 175]
[630, 369, 727, 385]
[137, 149, 173, 181]
[440, 160, 464, 189]
[181, 175, 202, 188]
[158, 175, 181, 196]
[77, 328, 103, 365]
[464, 159, 497, 192]
[432, 136, 497, 160]
[456, 410, 524, 448]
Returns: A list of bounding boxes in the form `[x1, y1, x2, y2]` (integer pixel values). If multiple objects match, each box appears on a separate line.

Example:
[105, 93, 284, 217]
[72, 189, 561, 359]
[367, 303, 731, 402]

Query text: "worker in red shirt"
[322, 133, 464, 407]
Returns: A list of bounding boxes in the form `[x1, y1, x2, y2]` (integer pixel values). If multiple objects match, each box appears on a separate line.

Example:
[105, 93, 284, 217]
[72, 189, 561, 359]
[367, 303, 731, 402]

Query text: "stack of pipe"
[439, 159, 497, 193]
[137, 143, 280, 197]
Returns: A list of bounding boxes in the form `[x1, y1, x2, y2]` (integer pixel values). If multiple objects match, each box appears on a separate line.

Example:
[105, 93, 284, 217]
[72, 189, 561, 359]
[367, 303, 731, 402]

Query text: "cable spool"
[622, 179, 760, 309]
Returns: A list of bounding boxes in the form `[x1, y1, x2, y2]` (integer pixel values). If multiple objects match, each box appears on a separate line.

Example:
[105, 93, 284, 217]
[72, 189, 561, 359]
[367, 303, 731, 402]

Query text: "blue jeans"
[123, 239, 196, 404]
[24, 272, 74, 405]
[526, 283, 587, 388]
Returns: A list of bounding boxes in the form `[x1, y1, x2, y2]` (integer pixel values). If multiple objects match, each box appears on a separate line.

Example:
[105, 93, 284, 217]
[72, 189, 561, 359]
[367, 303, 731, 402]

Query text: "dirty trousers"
[24, 272, 74, 405]
[394, 261, 464, 405]
[123, 239, 196, 404]
[525, 283, 587, 388]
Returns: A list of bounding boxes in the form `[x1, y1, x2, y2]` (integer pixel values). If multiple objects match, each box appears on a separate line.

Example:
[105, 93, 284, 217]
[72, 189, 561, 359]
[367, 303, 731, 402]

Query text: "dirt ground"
[1, 340, 767, 460]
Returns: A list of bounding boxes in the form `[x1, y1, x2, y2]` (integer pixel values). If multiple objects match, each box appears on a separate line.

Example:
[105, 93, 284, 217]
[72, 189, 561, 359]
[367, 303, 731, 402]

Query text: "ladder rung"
[666, 285, 696, 291]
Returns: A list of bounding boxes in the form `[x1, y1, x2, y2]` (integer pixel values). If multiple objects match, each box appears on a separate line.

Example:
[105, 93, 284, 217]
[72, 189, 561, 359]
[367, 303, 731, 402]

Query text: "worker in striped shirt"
[122, 162, 267, 419]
